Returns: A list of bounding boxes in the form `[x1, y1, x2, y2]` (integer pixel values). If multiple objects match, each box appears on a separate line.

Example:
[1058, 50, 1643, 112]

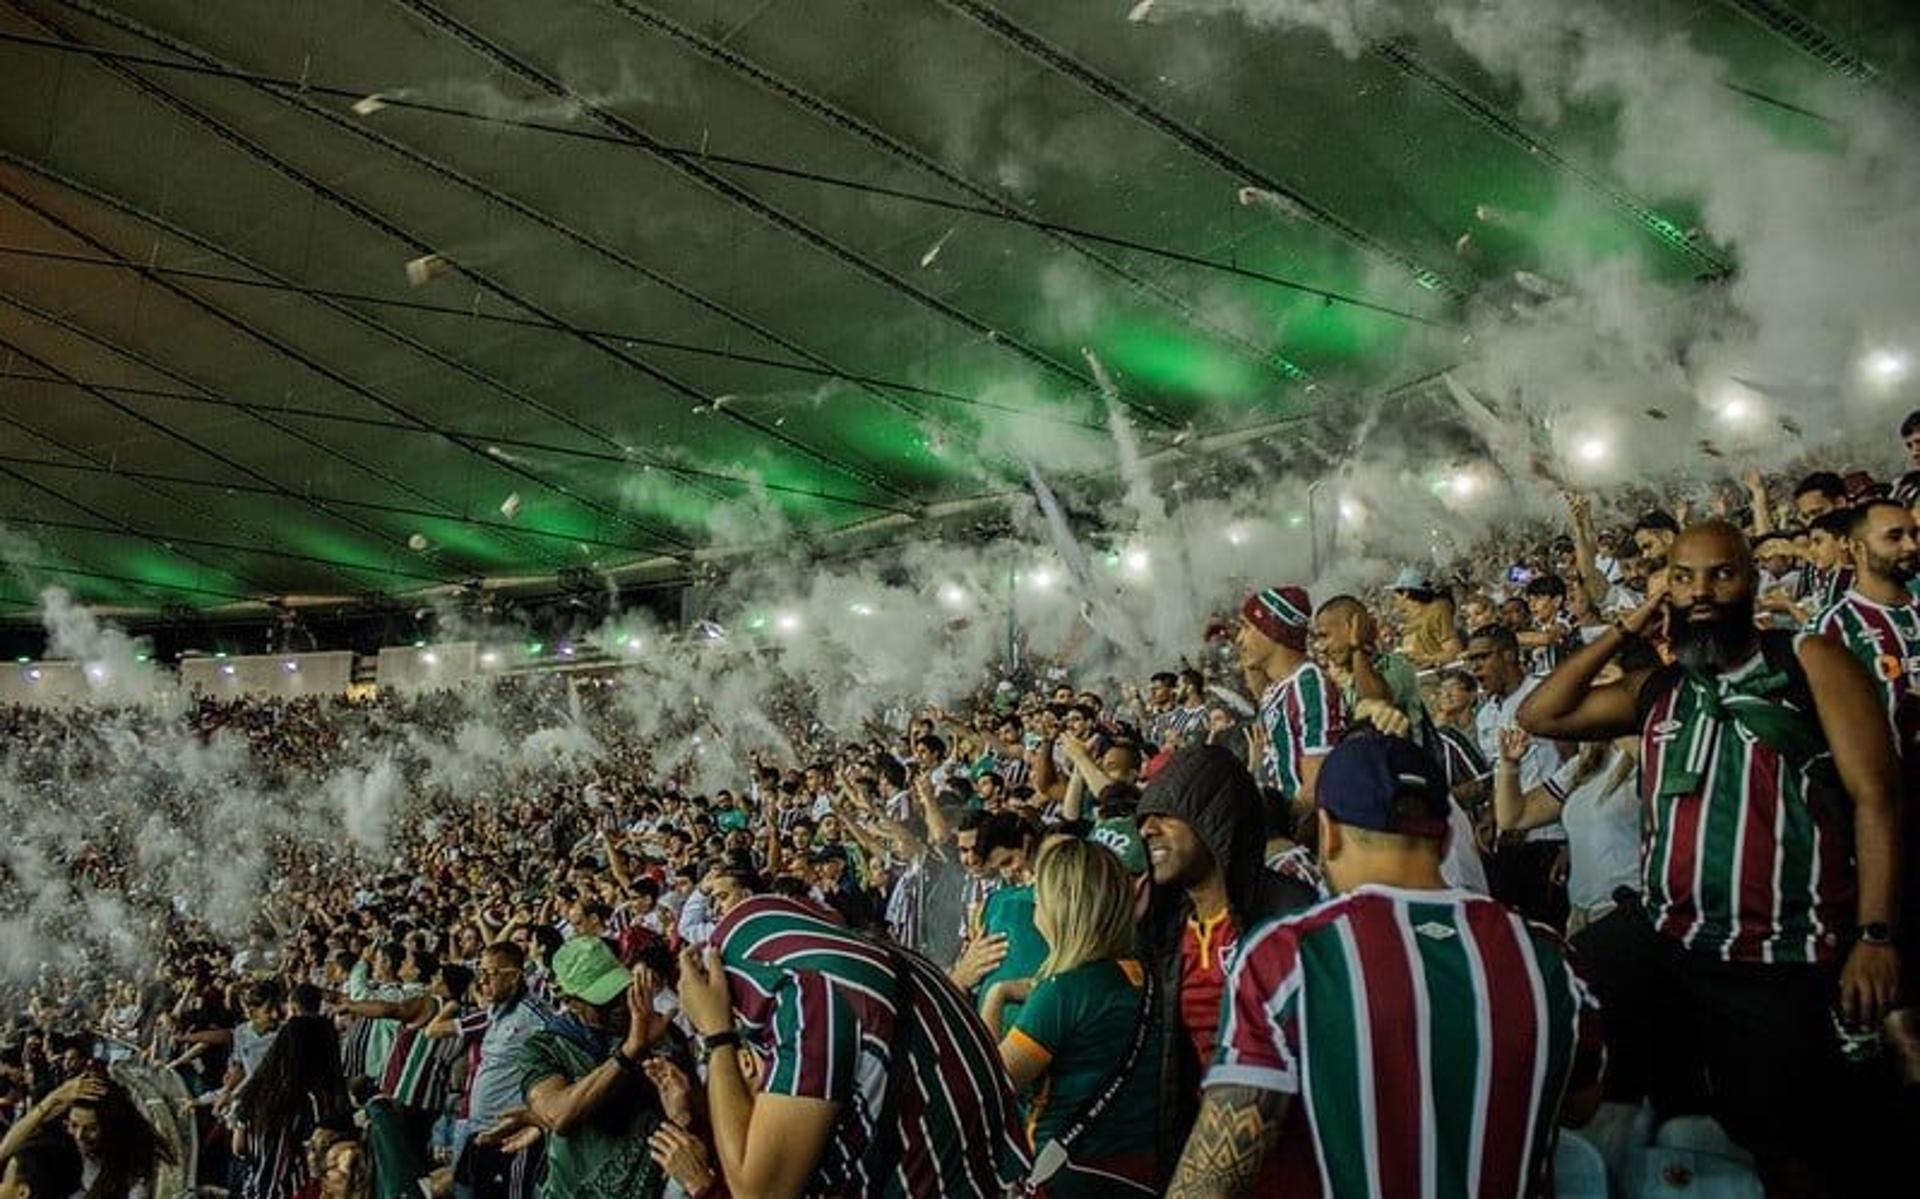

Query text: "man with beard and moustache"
[1816, 498, 1920, 1104]
[1135, 746, 1316, 1193]
[1520, 521, 1903, 1195]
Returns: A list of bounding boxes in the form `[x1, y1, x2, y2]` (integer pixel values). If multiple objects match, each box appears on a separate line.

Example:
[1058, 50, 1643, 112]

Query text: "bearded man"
[1518, 520, 1902, 1197]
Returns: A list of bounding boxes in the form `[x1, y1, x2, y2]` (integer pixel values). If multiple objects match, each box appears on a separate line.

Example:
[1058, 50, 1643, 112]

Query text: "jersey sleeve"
[517, 1033, 568, 1101]
[1006, 974, 1071, 1065]
[1544, 752, 1582, 804]
[1204, 921, 1304, 1095]
[762, 970, 860, 1104]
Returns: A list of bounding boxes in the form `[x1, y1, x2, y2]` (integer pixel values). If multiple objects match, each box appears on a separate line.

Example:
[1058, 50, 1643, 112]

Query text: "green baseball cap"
[551, 936, 629, 1006]
[1090, 816, 1147, 875]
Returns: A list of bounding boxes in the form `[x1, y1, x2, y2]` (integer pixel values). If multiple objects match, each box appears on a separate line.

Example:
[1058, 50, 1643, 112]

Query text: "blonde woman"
[1392, 580, 1465, 668]
[983, 838, 1160, 1197]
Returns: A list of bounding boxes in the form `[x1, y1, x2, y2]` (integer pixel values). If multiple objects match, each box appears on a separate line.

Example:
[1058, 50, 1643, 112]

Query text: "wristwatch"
[1859, 922, 1894, 946]
[698, 1029, 742, 1057]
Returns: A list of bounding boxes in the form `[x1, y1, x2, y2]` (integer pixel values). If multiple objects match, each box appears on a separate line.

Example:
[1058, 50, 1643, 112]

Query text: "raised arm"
[1565, 491, 1611, 613]
[1517, 589, 1664, 741]
[1059, 735, 1113, 798]
[911, 771, 951, 846]
[1743, 468, 1775, 536]
[1492, 729, 1565, 833]
[337, 994, 438, 1025]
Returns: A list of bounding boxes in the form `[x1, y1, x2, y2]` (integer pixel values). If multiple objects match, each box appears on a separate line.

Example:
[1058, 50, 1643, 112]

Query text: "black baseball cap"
[1317, 735, 1451, 840]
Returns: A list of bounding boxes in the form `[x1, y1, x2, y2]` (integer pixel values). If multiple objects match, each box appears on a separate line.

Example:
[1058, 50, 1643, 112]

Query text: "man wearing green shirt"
[1311, 594, 1432, 744]
[512, 937, 678, 1199]
[973, 812, 1049, 1026]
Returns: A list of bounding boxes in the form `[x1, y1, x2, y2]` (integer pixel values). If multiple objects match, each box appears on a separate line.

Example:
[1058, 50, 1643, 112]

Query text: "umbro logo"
[1415, 922, 1457, 941]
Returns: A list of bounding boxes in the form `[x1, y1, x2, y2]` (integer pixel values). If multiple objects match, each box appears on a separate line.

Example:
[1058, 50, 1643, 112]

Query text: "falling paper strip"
[499, 492, 522, 519]
[405, 254, 449, 287]
[920, 226, 957, 269]
[351, 94, 387, 116]
[407, 533, 429, 551]
[1237, 186, 1310, 220]
[1512, 270, 1563, 298]
[1127, 0, 1158, 22]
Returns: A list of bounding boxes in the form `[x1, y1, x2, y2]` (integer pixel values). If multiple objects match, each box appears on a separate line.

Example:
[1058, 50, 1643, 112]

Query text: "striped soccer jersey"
[1259, 661, 1345, 801]
[714, 896, 1029, 1197]
[1434, 724, 1491, 795]
[1149, 703, 1212, 751]
[1209, 885, 1603, 1199]
[1637, 646, 1852, 963]
[1800, 565, 1854, 619]
[1816, 589, 1920, 744]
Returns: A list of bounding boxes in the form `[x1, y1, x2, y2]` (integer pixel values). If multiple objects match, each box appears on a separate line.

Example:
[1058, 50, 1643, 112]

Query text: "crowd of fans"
[7, 419, 1920, 1198]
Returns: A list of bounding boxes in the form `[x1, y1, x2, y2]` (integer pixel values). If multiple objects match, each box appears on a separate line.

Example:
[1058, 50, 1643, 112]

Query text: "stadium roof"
[0, 0, 1911, 618]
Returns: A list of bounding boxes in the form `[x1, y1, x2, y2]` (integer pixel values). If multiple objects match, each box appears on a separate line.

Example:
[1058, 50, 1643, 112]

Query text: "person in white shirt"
[1463, 623, 1571, 928]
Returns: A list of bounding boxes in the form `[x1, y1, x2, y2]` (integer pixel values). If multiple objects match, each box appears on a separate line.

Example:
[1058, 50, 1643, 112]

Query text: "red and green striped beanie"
[1242, 585, 1312, 648]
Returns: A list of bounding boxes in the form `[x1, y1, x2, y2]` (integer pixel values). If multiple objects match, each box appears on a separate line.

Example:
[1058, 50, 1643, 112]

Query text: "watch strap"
[699, 1029, 742, 1055]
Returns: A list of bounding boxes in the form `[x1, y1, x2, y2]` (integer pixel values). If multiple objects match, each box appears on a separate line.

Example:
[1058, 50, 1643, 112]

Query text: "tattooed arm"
[1166, 1084, 1290, 1198]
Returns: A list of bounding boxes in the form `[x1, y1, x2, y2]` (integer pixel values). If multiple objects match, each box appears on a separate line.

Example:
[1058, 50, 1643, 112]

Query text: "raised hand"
[1497, 726, 1531, 764]
[642, 1057, 695, 1128]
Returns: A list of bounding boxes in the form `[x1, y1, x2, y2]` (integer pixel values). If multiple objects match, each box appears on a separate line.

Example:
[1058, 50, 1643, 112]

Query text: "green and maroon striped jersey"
[1258, 660, 1344, 801]
[1816, 589, 1920, 744]
[713, 896, 1029, 1197]
[1208, 885, 1602, 1199]
[1637, 648, 1852, 963]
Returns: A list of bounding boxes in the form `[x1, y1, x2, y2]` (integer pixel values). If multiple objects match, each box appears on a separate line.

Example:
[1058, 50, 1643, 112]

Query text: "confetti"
[1127, 0, 1158, 23]
[1237, 185, 1310, 220]
[405, 254, 449, 287]
[1644, 407, 1669, 420]
[499, 492, 522, 520]
[1512, 270, 1562, 298]
[1454, 232, 1475, 255]
[920, 226, 958, 269]
[407, 533, 429, 551]
[351, 94, 387, 116]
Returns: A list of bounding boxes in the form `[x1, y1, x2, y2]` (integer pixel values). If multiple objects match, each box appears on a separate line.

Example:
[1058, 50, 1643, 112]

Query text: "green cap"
[551, 936, 628, 1006]
[1090, 816, 1147, 875]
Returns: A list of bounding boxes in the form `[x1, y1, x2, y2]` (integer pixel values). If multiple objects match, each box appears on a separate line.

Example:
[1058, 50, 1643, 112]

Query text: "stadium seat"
[1619, 1146, 1764, 1198]
[1652, 1116, 1757, 1167]
[1581, 1100, 1657, 1180]
[1552, 1130, 1610, 1199]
